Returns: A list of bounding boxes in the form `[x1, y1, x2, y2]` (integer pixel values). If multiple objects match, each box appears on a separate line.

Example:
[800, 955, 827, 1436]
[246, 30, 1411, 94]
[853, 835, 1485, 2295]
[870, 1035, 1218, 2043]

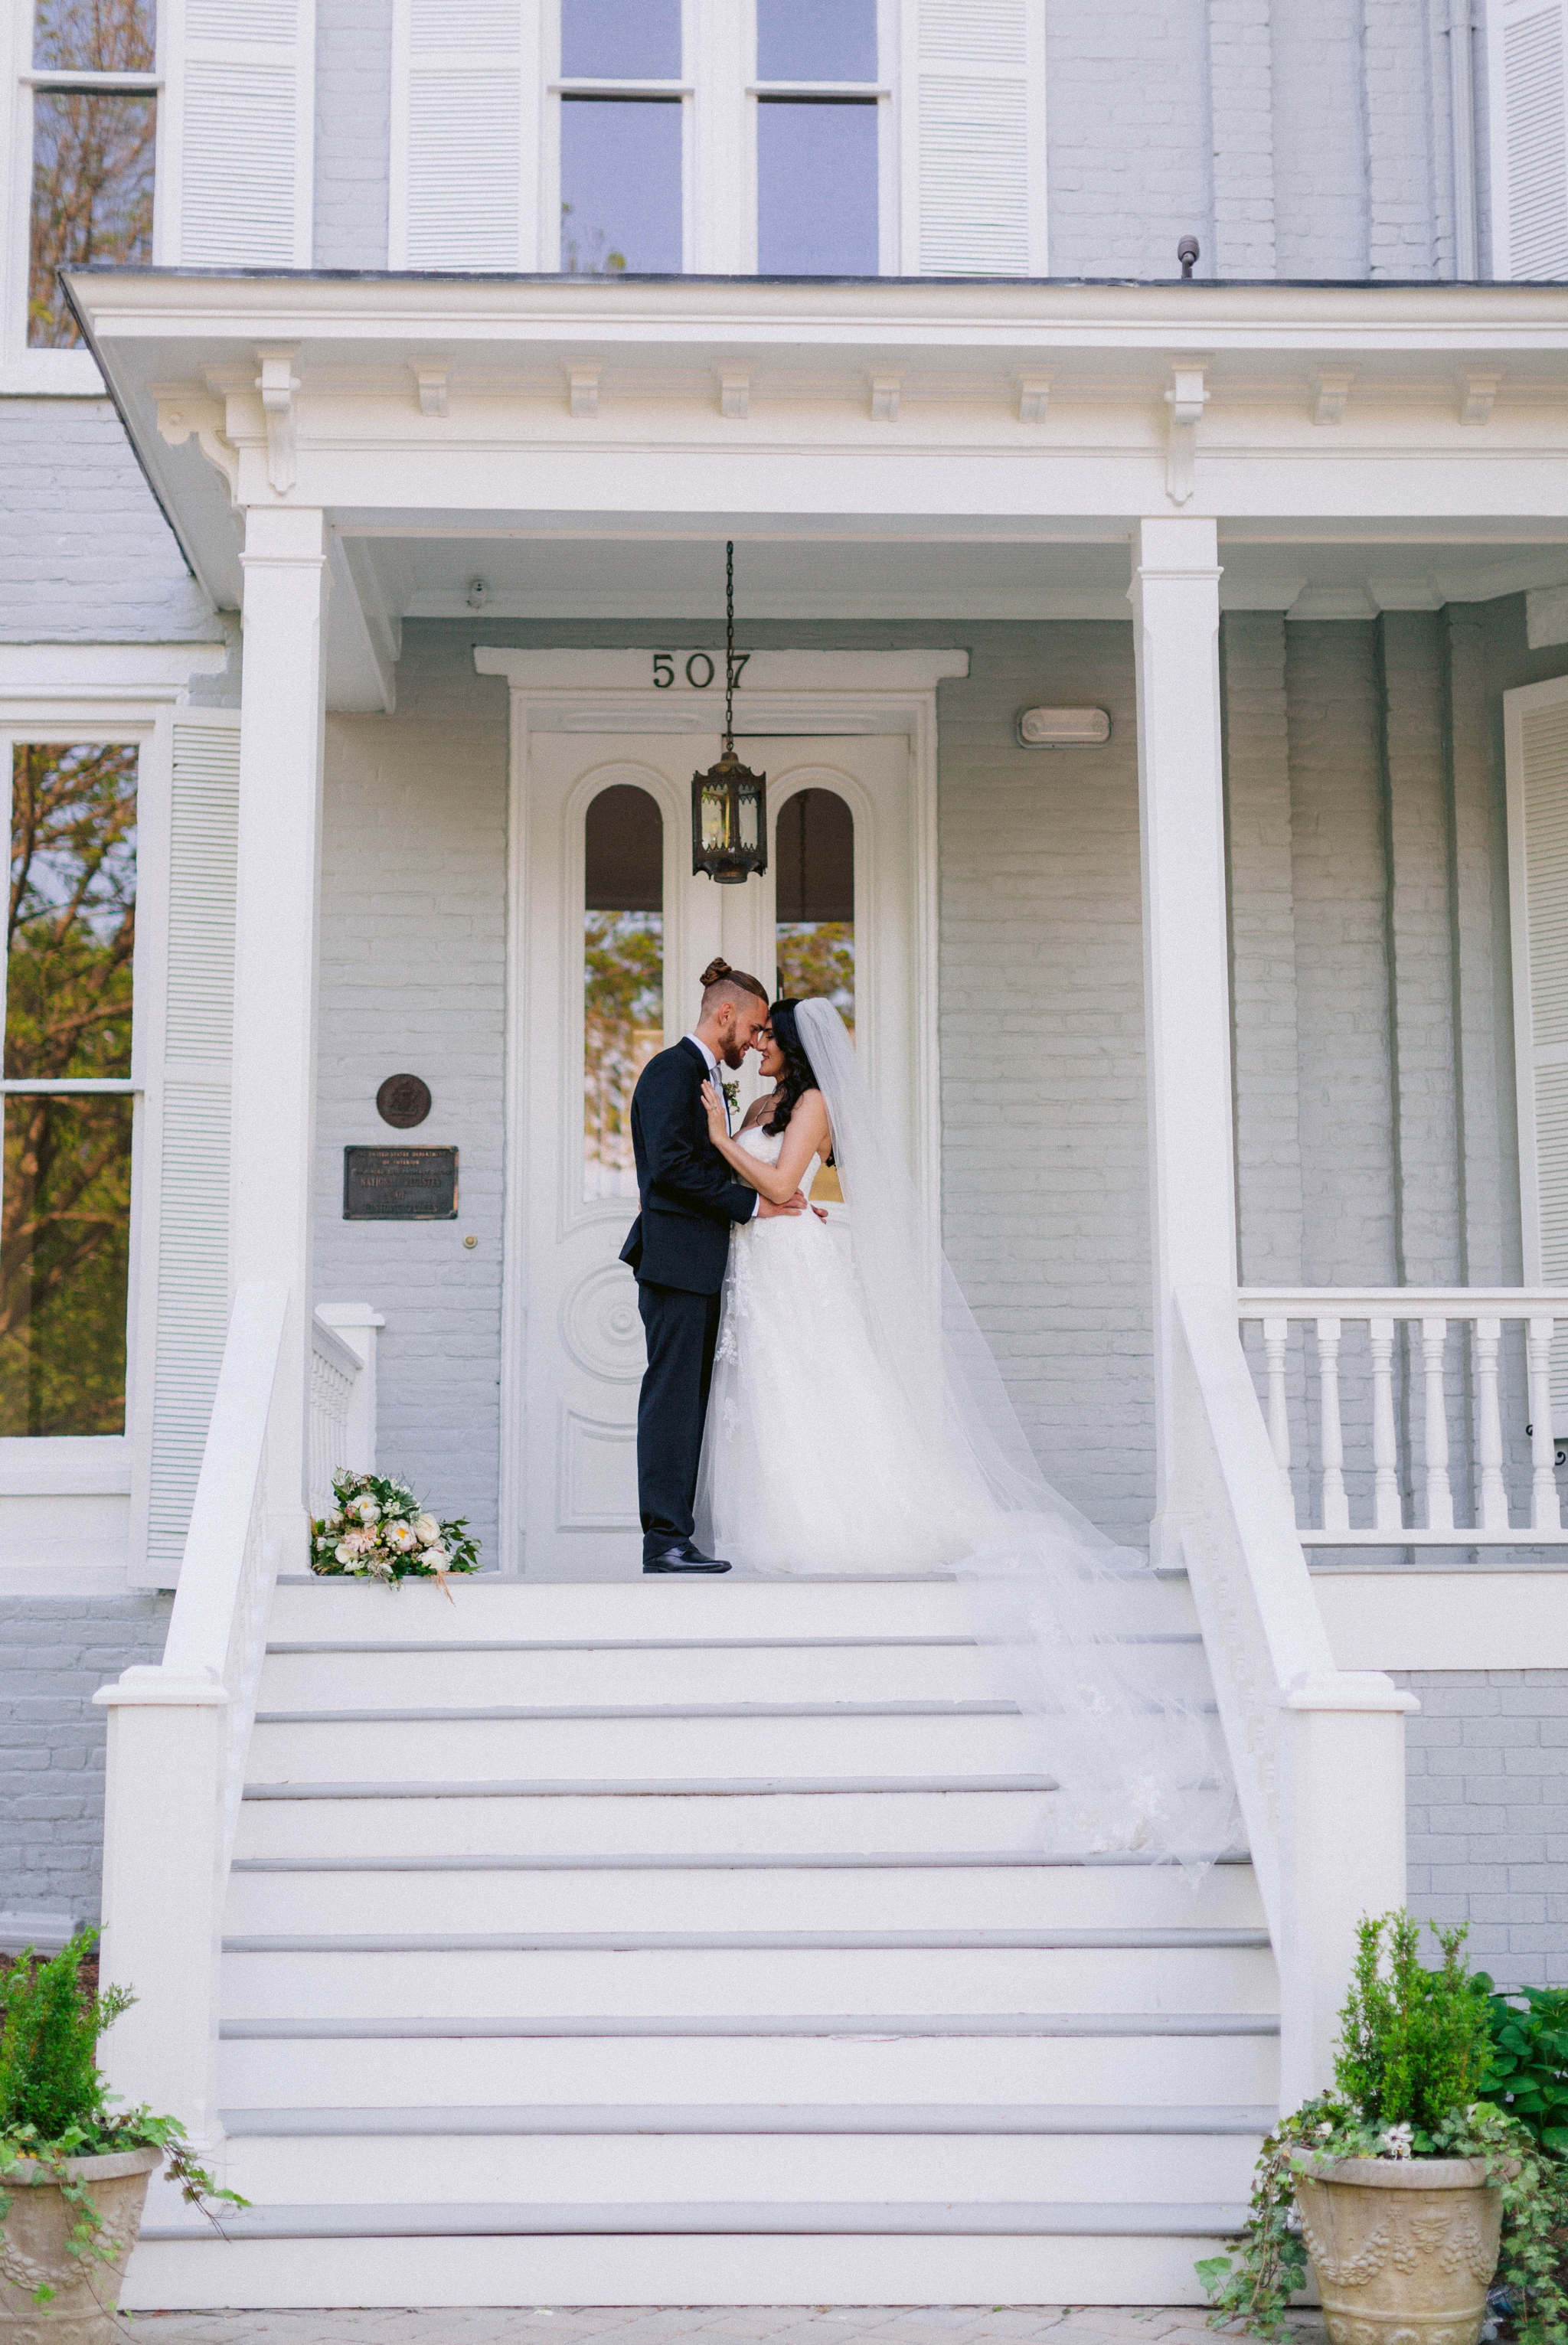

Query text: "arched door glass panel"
[774, 785, 853, 1203]
[584, 783, 663, 1201]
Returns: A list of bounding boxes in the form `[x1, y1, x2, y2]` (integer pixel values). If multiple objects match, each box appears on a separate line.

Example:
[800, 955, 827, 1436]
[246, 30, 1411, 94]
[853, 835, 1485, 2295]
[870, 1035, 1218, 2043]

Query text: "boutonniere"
[721, 1079, 740, 1120]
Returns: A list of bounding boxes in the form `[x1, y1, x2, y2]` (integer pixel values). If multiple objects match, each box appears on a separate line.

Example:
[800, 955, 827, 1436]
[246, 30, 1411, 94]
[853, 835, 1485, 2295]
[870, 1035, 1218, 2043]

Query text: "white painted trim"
[488, 644, 959, 1576]
[1503, 671, 1568, 1288]
[1318, 1568, 1568, 1671]
[0, 644, 229, 695]
[426, 588, 1135, 622]
[0, 1436, 131, 1497]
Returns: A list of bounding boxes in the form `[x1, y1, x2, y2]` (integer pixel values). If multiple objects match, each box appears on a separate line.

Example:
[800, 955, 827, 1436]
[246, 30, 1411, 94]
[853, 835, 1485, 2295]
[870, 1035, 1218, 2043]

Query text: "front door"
[515, 730, 927, 1576]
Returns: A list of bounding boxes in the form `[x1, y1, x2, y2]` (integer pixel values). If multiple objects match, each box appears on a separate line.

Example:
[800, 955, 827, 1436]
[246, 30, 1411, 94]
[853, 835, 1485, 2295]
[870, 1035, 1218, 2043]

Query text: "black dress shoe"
[643, 1545, 732, 1573]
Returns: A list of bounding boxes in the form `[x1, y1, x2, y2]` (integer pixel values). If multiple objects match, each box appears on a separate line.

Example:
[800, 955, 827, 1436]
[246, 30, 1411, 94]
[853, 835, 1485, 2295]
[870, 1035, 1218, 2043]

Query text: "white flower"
[1380, 2123, 1414, 2160]
[413, 1514, 439, 1546]
[352, 1496, 381, 1525]
[334, 1540, 358, 1565]
[325, 1510, 343, 1532]
[385, 1520, 417, 1553]
[422, 1544, 448, 1569]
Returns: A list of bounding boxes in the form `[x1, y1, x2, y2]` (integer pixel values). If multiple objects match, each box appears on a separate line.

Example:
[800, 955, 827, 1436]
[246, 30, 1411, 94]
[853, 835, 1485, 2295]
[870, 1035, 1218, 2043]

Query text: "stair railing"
[309, 1310, 367, 1514]
[94, 1279, 288, 2157]
[1173, 1285, 1416, 2108]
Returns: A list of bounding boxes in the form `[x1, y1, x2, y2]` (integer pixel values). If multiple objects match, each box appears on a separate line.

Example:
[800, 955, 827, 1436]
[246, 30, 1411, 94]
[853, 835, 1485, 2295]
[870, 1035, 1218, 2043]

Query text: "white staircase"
[126, 1573, 1276, 2309]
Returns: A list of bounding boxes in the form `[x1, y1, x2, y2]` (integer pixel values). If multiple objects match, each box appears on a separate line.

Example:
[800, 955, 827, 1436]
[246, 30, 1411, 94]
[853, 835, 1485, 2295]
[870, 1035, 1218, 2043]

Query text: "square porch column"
[232, 504, 329, 1551]
[1131, 516, 1238, 1567]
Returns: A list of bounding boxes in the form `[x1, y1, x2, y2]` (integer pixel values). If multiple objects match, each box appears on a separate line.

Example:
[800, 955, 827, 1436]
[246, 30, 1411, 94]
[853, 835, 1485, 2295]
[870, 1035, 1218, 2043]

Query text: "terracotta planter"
[1295, 2155, 1505, 2345]
[0, 2144, 161, 2345]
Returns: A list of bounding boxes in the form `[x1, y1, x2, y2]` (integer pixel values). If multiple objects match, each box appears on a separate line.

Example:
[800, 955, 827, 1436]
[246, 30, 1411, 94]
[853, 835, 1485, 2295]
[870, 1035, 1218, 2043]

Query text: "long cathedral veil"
[792, 997, 1236, 1863]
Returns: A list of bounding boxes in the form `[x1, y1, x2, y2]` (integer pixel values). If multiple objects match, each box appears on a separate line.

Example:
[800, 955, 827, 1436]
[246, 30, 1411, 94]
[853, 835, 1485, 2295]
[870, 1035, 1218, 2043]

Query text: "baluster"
[1421, 1316, 1454, 1531]
[1527, 1315, 1563, 1533]
[1475, 1315, 1509, 1533]
[1369, 1315, 1403, 1533]
[1316, 1316, 1349, 1534]
[1262, 1316, 1293, 1511]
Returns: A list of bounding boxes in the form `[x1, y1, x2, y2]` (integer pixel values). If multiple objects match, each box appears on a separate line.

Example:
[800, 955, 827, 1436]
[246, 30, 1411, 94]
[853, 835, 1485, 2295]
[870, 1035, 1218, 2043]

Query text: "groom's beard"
[720, 1043, 748, 1070]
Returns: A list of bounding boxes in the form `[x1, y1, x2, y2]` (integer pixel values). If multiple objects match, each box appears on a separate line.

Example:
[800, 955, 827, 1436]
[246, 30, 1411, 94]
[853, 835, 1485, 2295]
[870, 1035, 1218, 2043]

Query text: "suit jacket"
[619, 1037, 759, 1293]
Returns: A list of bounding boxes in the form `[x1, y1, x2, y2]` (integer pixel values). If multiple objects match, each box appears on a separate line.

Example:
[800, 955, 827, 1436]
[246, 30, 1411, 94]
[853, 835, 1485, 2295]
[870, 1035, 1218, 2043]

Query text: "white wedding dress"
[696, 1125, 979, 1573]
[690, 998, 1238, 1864]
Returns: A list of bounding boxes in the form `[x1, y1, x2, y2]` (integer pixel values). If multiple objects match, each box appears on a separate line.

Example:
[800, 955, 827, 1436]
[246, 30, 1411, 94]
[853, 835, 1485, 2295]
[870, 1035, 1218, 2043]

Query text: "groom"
[621, 958, 808, 1573]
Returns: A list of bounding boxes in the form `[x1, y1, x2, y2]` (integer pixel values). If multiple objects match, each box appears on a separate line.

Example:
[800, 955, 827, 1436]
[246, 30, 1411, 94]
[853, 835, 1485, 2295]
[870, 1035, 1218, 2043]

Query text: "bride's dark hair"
[763, 998, 834, 1163]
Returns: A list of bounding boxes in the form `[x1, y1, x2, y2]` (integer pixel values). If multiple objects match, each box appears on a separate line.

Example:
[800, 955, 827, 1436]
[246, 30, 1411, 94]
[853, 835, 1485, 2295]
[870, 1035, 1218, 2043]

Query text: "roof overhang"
[64, 269, 1568, 710]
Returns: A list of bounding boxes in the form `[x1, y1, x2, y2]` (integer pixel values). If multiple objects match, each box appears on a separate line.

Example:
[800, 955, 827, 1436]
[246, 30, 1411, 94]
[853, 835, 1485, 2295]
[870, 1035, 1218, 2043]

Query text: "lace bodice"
[736, 1117, 820, 1197]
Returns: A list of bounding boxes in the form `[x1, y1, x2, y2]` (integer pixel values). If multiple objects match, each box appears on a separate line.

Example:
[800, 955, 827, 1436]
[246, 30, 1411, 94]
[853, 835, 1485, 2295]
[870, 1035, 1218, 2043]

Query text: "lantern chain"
[724, 538, 735, 750]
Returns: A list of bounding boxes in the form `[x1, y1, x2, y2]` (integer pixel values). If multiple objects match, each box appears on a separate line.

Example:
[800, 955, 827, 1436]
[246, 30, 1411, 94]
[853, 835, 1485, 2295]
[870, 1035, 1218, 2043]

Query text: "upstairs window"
[755, 0, 878, 274]
[559, 0, 681, 273]
[24, 0, 157, 351]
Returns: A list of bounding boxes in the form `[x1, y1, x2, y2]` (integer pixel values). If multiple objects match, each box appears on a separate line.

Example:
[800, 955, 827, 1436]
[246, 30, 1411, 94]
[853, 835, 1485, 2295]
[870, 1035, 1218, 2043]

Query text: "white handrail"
[94, 1279, 288, 2154]
[309, 1310, 361, 1516]
[1175, 1285, 1415, 2107]
[1240, 1286, 1568, 1543]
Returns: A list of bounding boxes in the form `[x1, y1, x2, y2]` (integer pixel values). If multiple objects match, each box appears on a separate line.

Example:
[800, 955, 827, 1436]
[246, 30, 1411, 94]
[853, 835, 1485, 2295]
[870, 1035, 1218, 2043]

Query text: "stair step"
[243, 1774, 1063, 1798]
[220, 2010, 1280, 2038]
[220, 2102, 1274, 2136]
[224, 1928, 1269, 1952]
[138, 2195, 1246, 2240]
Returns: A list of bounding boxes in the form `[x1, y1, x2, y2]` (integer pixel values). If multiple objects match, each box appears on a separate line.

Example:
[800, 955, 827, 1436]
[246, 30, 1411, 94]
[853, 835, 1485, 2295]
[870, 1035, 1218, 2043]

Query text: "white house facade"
[8, 0, 1568, 2311]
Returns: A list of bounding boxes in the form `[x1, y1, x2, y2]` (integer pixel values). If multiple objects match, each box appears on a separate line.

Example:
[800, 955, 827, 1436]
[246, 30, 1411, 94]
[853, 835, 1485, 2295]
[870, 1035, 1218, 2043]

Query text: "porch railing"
[309, 1308, 382, 1511]
[1174, 1285, 1414, 2106]
[1240, 1288, 1568, 1545]
[93, 1280, 287, 2154]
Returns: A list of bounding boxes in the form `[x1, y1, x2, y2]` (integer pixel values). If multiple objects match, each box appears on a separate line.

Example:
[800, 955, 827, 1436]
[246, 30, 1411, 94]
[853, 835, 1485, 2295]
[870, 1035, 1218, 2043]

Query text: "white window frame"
[0, 0, 165, 394]
[541, 0, 901, 275]
[0, 682, 176, 1575]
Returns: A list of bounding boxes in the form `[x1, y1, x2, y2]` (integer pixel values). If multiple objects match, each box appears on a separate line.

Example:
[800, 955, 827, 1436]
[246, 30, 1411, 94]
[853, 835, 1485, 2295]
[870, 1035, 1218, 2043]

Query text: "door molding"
[480, 645, 966, 1575]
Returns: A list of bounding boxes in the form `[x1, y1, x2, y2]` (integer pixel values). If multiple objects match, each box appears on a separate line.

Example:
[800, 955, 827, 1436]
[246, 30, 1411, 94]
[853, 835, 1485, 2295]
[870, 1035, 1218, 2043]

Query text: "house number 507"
[653, 651, 750, 690]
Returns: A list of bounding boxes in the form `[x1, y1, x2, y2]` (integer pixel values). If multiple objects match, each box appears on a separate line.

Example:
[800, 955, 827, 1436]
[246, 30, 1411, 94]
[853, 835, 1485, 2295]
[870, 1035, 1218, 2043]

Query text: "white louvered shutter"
[913, 0, 1045, 276]
[1488, 0, 1568, 279]
[168, 0, 315, 266]
[391, 0, 528, 269]
[142, 721, 240, 1584]
[1507, 677, 1568, 1427]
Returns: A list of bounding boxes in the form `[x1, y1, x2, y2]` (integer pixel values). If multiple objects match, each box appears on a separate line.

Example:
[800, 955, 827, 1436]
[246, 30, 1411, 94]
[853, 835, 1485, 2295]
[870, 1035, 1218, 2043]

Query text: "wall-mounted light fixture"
[692, 542, 767, 883]
[1015, 706, 1112, 749]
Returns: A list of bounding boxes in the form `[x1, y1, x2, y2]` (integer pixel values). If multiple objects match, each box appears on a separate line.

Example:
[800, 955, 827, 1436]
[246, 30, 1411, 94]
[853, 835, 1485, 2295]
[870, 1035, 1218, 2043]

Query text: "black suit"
[620, 1039, 758, 1560]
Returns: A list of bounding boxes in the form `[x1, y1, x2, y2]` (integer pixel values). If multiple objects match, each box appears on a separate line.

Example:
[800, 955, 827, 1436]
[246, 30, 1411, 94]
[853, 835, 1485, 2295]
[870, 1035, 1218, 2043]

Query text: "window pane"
[757, 0, 875, 82]
[7, 744, 136, 1082]
[757, 102, 877, 275]
[1, 1094, 132, 1435]
[34, 0, 155, 74]
[561, 0, 678, 79]
[560, 99, 681, 274]
[776, 789, 852, 1203]
[30, 90, 155, 347]
[585, 784, 663, 1200]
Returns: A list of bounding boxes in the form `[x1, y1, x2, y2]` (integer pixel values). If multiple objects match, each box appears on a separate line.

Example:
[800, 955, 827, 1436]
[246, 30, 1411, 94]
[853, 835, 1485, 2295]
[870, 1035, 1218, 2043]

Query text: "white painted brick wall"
[1207, 0, 1278, 277]
[0, 1595, 172, 1925]
[1044, 0, 1216, 279]
[1272, 0, 1372, 277]
[0, 403, 220, 642]
[315, 0, 391, 267]
[1365, 0, 1442, 277]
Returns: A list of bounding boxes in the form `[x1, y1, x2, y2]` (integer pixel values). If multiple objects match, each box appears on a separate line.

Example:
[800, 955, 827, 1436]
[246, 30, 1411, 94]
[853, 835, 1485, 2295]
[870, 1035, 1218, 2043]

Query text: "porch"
[45, 266, 1568, 2301]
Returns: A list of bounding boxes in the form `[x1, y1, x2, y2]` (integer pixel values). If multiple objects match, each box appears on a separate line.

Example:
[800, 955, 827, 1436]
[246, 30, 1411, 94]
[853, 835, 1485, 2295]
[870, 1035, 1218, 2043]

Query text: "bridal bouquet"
[309, 1468, 481, 1590]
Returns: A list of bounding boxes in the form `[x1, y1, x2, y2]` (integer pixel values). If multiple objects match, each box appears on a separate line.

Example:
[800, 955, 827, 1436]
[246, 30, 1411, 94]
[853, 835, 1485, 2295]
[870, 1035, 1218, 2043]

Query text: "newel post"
[1131, 516, 1239, 1570]
[232, 504, 329, 1562]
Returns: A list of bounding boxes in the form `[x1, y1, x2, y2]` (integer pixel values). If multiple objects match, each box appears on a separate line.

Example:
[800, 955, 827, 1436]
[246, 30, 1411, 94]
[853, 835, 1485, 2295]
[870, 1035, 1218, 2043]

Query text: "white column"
[1132, 515, 1237, 1568]
[231, 504, 329, 1556]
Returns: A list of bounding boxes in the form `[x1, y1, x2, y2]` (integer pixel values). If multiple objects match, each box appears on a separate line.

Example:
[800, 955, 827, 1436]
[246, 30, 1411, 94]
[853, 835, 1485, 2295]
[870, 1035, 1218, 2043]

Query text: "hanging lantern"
[692, 541, 766, 884]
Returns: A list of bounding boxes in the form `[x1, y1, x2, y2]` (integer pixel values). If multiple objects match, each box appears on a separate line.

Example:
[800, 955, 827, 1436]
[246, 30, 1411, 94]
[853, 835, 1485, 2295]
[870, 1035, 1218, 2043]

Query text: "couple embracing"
[619, 956, 1240, 1860]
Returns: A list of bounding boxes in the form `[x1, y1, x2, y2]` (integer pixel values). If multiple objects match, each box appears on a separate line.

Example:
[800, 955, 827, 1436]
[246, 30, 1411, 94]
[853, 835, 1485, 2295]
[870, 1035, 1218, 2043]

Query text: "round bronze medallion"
[376, 1073, 433, 1129]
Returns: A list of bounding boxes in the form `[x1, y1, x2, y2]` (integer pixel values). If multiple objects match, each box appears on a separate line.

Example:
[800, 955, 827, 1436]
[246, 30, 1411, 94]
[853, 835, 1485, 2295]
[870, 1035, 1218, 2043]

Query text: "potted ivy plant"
[0, 1932, 243, 2341]
[1200, 1912, 1568, 2345]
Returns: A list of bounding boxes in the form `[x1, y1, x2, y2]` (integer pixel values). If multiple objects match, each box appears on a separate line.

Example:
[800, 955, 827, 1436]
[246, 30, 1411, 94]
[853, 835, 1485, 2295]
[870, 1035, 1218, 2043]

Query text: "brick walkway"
[123, 2307, 1324, 2343]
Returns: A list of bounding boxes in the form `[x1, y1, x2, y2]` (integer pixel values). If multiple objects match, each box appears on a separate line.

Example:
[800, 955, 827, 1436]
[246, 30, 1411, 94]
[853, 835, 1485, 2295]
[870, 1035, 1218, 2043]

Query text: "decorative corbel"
[1016, 372, 1054, 424]
[155, 390, 240, 509]
[254, 345, 301, 493]
[1459, 370, 1501, 425]
[409, 362, 449, 419]
[717, 370, 750, 420]
[567, 365, 599, 419]
[869, 372, 901, 423]
[1312, 370, 1354, 426]
[1164, 362, 1208, 505]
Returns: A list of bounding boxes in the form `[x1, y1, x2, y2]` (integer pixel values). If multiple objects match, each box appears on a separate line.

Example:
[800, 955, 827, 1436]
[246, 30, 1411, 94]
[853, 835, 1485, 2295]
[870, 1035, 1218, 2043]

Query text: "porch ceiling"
[63, 269, 1568, 710]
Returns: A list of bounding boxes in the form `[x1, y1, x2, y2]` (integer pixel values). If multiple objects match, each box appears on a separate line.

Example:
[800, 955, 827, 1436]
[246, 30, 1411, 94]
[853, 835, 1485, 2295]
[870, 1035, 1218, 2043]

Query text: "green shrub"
[1335, 1912, 1492, 2132]
[0, 1933, 129, 2146]
[1481, 1980, 1568, 2157]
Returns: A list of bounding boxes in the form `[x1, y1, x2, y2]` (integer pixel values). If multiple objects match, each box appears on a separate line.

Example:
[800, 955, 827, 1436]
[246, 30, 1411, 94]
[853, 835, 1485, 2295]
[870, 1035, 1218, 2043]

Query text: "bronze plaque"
[377, 1073, 432, 1128]
[344, 1145, 458, 1220]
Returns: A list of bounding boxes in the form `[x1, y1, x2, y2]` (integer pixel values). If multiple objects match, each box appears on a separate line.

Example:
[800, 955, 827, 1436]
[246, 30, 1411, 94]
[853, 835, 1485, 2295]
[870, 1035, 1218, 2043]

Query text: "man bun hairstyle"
[699, 955, 769, 1014]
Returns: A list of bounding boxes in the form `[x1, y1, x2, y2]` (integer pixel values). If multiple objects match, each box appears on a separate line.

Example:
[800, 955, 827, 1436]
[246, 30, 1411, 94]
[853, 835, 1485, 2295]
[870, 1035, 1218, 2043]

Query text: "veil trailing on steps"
[792, 997, 1238, 1865]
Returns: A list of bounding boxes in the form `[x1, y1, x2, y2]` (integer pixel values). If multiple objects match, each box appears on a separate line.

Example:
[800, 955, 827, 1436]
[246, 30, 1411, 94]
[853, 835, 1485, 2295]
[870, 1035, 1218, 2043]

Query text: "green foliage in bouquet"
[1197, 1914, 1568, 2345]
[309, 1468, 480, 1586]
[0, 1932, 246, 2307]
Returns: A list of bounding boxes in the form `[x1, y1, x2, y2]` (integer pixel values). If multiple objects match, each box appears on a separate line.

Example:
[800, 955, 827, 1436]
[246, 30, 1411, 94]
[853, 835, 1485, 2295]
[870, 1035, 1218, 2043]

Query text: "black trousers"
[635, 1280, 724, 1562]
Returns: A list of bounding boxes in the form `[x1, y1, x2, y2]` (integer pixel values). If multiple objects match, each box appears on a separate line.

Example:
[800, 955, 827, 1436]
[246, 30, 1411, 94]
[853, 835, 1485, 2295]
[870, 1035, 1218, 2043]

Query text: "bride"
[694, 994, 1235, 1860]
